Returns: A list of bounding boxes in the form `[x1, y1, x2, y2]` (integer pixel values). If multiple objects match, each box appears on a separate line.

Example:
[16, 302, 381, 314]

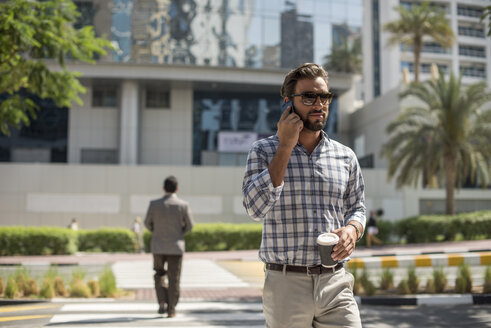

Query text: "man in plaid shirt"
[243, 63, 366, 328]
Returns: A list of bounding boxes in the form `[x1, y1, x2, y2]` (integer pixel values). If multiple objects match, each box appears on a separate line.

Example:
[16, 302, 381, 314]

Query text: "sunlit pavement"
[0, 240, 490, 327]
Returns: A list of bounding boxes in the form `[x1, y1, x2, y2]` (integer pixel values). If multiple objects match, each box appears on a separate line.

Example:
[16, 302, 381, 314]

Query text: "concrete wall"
[68, 83, 120, 163]
[349, 86, 401, 168]
[1, 164, 489, 229]
[0, 164, 247, 229]
[139, 86, 193, 165]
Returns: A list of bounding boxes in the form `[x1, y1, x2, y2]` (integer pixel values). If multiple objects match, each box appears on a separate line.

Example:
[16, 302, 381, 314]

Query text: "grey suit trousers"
[153, 254, 183, 313]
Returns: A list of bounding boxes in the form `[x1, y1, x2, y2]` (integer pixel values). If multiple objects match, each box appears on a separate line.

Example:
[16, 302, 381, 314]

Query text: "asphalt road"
[1, 300, 490, 328]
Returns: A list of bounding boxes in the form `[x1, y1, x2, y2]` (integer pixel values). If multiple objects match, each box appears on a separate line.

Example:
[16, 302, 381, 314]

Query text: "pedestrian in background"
[144, 176, 194, 318]
[366, 210, 383, 248]
[132, 216, 143, 253]
[68, 218, 79, 231]
[243, 63, 366, 328]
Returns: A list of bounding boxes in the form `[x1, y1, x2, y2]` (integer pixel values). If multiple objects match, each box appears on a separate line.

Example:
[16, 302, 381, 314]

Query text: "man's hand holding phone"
[277, 100, 303, 150]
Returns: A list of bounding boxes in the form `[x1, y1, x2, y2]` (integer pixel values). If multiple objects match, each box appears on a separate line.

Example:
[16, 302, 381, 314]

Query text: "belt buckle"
[306, 266, 320, 276]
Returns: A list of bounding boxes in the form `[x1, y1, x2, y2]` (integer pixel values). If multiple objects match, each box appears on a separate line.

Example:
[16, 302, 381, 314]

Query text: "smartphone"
[282, 100, 296, 115]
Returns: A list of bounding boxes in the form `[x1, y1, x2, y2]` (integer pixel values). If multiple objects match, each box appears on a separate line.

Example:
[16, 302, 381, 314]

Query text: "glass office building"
[0, 0, 363, 165]
[108, 0, 362, 68]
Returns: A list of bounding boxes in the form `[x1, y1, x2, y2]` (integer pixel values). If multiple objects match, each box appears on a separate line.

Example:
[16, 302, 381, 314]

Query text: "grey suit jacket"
[144, 193, 194, 255]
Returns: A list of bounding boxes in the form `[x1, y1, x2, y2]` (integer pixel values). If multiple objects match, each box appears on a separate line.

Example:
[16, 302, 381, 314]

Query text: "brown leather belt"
[265, 263, 344, 275]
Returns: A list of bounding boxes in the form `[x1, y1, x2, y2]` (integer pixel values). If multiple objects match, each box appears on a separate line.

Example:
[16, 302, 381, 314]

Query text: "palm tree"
[481, 6, 491, 36]
[381, 72, 491, 214]
[384, 1, 454, 83]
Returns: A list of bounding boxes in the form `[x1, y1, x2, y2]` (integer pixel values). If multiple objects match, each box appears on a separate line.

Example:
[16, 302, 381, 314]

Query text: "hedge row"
[393, 210, 491, 243]
[78, 228, 138, 253]
[143, 223, 263, 252]
[0, 227, 77, 256]
[1, 211, 490, 255]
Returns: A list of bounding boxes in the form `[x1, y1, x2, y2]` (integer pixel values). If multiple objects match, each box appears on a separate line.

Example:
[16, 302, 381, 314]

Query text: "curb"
[349, 251, 491, 269]
[355, 294, 491, 306]
[0, 299, 48, 306]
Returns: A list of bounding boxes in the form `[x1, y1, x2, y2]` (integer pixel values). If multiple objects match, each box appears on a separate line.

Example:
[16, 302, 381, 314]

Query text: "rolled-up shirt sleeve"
[343, 153, 366, 237]
[242, 143, 283, 220]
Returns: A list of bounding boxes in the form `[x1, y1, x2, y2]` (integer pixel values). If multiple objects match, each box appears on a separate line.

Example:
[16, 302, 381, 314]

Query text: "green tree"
[481, 6, 491, 36]
[0, 0, 112, 136]
[383, 1, 454, 83]
[323, 34, 361, 74]
[381, 72, 491, 215]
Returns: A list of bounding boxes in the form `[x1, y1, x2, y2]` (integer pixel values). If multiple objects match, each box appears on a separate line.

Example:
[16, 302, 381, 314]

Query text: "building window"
[400, 62, 448, 74]
[145, 89, 170, 108]
[457, 5, 483, 18]
[81, 149, 118, 164]
[460, 64, 487, 78]
[401, 1, 448, 13]
[358, 154, 374, 169]
[0, 96, 68, 163]
[92, 86, 118, 107]
[459, 45, 486, 58]
[73, 1, 94, 29]
[458, 24, 485, 38]
[402, 42, 451, 54]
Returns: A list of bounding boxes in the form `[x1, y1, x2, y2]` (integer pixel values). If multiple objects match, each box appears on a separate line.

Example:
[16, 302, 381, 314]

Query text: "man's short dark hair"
[163, 176, 178, 193]
[280, 63, 329, 99]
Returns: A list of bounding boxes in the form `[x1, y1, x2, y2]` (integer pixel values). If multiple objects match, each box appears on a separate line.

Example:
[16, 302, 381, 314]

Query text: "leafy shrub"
[455, 263, 472, 293]
[395, 211, 491, 243]
[397, 280, 410, 294]
[483, 267, 491, 294]
[433, 267, 447, 293]
[360, 269, 376, 296]
[185, 223, 262, 252]
[1, 211, 489, 256]
[24, 278, 39, 297]
[426, 278, 435, 293]
[78, 228, 138, 252]
[5, 277, 18, 298]
[39, 278, 54, 299]
[14, 268, 26, 296]
[359, 220, 395, 246]
[71, 268, 86, 281]
[144, 223, 263, 252]
[0, 227, 76, 256]
[0, 276, 4, 295]
[349, 267, 362, 295]
[380, 268, 394, 290]
[69, 278, 90, 298]
[54, 277, 67, 297]
[407, 267, 419, 294]
[88, 280, 100, 297]
[99, 266, 117, 297]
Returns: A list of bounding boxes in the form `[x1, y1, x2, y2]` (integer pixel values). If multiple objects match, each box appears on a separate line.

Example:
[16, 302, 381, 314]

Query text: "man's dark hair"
[163, 176, 178, 193]
[280, 63, 329, 98]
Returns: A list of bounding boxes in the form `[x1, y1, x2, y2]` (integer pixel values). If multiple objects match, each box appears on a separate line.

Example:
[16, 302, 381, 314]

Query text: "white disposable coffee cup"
[317, 232, 340, 268]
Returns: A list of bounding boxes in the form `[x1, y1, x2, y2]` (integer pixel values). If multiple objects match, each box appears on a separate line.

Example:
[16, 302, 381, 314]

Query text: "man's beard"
[301, 111, 327, 132]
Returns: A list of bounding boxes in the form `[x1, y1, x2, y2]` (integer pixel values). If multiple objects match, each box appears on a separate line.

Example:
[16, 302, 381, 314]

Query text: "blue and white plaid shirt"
[242, 131, 366, 266]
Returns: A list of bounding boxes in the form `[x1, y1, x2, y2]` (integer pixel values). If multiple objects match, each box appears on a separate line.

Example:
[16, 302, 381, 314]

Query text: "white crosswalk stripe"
[113, 259, 249, 289]
[47, 301, 265, 327]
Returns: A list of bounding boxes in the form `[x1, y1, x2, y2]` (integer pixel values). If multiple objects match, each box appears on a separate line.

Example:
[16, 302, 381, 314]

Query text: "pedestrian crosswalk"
[113, 259, 250, 289]
[47, 301, 265, 327]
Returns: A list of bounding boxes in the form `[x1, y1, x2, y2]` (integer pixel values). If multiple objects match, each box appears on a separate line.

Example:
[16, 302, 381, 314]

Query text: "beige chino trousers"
[263, 268, 361, 328]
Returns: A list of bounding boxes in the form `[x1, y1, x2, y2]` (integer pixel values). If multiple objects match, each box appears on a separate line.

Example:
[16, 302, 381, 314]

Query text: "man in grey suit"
[144, 176, 194, 318]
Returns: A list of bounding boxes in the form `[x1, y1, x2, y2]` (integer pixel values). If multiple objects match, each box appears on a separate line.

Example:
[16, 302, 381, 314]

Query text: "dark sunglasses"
[290, 92, 333, 106]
